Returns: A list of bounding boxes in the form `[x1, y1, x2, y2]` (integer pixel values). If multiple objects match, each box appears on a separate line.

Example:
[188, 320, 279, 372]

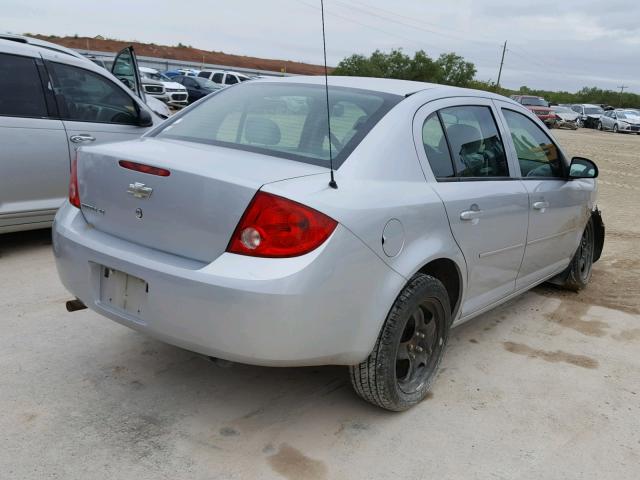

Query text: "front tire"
[349, 274, 450, 411]
[597, 122, 603, 131]
[613, 124, 619, 133]
[561, 219, 595, 291]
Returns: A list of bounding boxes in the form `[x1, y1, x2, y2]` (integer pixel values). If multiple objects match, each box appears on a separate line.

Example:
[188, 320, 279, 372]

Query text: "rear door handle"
[70, 134, 96, 143]
[533, 201, 549, 210]
[460, 209, 483, 221]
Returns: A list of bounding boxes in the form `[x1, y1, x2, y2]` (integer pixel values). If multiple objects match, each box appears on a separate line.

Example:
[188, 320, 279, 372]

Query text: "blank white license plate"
[99, 266, 148, 317]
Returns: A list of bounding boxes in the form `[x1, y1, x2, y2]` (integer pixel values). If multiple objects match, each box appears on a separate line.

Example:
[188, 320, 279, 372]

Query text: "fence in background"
[73, 49, 293, 77]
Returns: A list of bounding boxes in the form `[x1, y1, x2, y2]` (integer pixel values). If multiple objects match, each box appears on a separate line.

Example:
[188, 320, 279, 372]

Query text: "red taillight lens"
[69, 155, 80, 208]
[119, 160, 171, 177]
[227, 192, 338, 258]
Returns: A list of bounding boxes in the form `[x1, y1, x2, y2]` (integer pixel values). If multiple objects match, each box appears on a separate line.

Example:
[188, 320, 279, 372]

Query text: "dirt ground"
[549, 128, 640, 315]
[0, 128, 639, 479]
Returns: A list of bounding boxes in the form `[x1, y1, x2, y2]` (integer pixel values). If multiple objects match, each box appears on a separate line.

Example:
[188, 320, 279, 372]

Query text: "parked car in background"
[510, 95, 555, 127]
[598, 110, 640, 134]
[54, 77, 603, 411]
[0, 35, 163, 233]
[198, 69, 252, 86]
[140, 66, 188, 107]
[551, 105, 579, 129]
[172, 75, 223, 104]
[570, 104, 604, 128]
[164, 68, 200, 78]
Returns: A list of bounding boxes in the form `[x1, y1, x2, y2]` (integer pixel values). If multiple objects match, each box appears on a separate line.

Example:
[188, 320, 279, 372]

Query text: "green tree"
[333, 49, 441, 83]
[435, 53, 476, 87]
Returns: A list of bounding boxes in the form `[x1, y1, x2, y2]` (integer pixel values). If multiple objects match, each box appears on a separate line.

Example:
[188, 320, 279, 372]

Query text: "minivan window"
[156, 83, 401, 168]
[502, 109, 564, 178]
[49, 62, 139, 125]
[212, 73, 224, 83]
[225, 75, 238, 85]
[422, 113, 454, 178]
[439, 105, 509, 178]
[197, 71, 210, 78]
[0, 53, 48, 118]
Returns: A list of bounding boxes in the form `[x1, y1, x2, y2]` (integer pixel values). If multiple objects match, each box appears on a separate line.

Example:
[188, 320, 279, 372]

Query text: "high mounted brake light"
[227, 191, 337, 258]
[119, 160, 171, 177]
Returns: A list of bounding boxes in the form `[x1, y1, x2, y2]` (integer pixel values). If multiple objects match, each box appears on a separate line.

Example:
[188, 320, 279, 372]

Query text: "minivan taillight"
[69, 155, 80, 208]
[227, 192, 337, 258]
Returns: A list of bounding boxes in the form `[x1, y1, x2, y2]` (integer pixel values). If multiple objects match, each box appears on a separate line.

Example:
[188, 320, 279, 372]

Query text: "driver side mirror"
[138, 108, 153, 127]
[569, 157, 598, 179]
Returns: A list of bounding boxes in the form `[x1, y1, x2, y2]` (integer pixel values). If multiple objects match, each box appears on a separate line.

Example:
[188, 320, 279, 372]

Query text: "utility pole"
[496, 40, 507, 91]
[617, 85, 628, 107]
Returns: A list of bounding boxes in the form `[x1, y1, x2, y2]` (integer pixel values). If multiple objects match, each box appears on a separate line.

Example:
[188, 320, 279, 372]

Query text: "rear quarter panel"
[263, 96, 467, 322]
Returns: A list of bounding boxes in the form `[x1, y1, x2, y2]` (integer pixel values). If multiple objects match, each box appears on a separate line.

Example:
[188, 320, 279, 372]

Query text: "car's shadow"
[0, 228, 52, 258]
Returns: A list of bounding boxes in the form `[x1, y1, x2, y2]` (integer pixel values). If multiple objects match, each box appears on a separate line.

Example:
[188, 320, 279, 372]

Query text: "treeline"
[333, 49, 639, 108]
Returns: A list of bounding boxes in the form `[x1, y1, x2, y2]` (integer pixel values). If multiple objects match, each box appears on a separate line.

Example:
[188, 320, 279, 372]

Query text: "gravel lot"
[1, 128, 638, 480]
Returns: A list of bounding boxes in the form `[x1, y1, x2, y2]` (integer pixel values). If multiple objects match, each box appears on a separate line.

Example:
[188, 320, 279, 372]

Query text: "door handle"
[70, 134, 96, 143]
[533, 201, 549, 210]
[460, 208, 483, 221]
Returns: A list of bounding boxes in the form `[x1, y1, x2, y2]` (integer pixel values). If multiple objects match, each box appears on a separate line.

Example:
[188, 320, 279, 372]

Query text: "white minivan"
[0, 34, 164, 233]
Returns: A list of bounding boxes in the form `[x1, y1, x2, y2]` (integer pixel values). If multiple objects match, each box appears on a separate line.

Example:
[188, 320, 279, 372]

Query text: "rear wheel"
[561, 219, 595, 291]
[349, 274, 450, 411]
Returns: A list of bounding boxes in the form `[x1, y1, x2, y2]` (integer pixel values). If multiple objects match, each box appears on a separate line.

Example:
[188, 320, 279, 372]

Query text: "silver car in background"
[598, 110, 640, 134]
[0, 35, 164, 233]
[53, 77, 604, 410]
[551, 105, 579, 129]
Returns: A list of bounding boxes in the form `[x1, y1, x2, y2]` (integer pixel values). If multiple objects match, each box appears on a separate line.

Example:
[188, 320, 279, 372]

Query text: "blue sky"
[4, 0, 639, 93]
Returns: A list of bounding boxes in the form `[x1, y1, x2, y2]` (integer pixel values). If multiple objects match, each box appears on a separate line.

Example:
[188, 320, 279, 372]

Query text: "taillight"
[227, 191, 337, 258]
[69, 154, 80, 208]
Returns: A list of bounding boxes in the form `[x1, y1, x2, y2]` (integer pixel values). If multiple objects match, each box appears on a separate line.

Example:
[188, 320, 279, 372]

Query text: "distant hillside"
[32, 34, 329, 75]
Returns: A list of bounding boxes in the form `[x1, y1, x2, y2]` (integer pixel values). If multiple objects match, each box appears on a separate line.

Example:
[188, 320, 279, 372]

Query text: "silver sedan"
[53, 77, 604, 410]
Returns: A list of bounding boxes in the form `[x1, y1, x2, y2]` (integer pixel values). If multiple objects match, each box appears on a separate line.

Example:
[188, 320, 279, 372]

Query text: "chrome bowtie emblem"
[127, 182, 153, 199]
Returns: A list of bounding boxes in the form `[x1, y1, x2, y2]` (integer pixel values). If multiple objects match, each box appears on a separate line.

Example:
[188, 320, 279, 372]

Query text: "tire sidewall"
[377, 276, 451, 410]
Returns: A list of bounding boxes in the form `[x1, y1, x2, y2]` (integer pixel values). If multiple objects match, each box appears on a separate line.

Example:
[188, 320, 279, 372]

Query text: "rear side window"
[502, 109, 564, 178]
[0, 53, 48, 118]
[197, 71, 210, 78]
[439, 105, 509, 178]
[421, 113, 454, 178]
[225, 75, 238, 85]
[212, 73, 224, 83]
[49, 62, 139, 125]
[156, 82, 400, 168]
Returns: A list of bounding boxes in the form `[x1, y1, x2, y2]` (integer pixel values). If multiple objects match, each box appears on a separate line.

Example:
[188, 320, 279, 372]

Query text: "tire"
[597, 122, 603, 131]
[561, 219, 595, 291]
[576, 118, 583, 128]
[613, 124, 619, 133]
[349, 273, 451, 411]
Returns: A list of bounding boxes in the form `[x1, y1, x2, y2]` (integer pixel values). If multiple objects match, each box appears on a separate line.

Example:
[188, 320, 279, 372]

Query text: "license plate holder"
[99, 266, 148, 317]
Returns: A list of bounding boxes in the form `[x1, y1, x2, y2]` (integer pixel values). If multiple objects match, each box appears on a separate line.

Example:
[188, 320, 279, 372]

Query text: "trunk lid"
[77, 138, 325, 262]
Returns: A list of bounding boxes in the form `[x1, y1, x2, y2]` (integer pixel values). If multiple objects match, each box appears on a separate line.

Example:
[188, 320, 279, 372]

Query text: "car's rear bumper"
[53, 203, 405, 366]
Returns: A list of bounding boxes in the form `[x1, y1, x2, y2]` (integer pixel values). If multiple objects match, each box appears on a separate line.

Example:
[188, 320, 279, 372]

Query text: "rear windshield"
[155, 82, 401, 168]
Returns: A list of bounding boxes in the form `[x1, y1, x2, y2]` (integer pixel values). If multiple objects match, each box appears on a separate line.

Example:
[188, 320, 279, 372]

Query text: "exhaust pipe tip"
[66, 299, 87, 312]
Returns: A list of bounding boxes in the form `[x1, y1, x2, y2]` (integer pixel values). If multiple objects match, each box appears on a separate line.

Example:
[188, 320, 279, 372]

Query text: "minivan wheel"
[561, 219, 595, 291]
[349, 273, 450, 411]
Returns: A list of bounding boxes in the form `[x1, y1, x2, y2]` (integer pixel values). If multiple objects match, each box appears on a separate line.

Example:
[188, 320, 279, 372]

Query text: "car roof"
[252, 75, 513, 101]
[0, 33, 85, 60]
